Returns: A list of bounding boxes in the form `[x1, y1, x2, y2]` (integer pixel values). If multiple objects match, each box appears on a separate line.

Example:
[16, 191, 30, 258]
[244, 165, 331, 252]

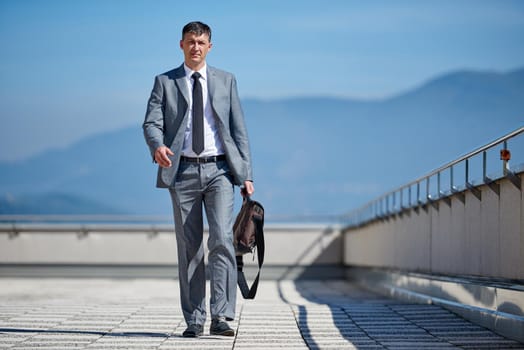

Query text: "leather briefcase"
[233, 196, 264, 299]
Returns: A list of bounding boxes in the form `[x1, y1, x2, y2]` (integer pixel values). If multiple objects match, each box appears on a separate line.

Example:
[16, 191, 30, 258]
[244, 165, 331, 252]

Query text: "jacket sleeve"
[143, 75, 166, 160]
[229, 76, 253, 182]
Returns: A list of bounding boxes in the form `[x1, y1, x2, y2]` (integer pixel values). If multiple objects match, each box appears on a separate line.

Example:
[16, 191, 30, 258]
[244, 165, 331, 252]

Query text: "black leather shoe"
[182, 323, 203, 338]
[210, 318, 234, 336]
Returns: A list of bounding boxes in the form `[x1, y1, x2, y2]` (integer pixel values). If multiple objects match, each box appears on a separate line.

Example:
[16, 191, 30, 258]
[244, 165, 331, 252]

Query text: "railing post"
[483, 150, 488, 183]
[502, 140, 508, 176]
[484, 150, 500, 195]
[393, 191, 396, 213]
[417, 181, 421, 205]
[466, 158, 482, 200]
[466, 158, 469, 184]
[426, 177, 430, 203]
[450, 165, 454, 191]
[437, 172, 441, 198]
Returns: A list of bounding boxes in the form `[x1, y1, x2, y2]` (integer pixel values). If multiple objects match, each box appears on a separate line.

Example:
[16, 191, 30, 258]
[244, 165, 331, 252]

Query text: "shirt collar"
[184, 63, 207, 81]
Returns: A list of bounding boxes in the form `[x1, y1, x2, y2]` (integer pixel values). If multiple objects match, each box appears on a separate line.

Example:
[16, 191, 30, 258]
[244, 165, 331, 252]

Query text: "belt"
[180, 155, 226, 163]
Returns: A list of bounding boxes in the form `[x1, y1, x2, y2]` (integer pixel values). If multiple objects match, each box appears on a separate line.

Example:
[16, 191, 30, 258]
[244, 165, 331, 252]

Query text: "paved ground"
[0, 278, 522, 350]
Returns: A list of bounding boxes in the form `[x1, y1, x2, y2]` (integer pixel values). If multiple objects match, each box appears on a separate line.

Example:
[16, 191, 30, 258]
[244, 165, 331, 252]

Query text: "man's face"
[180, 32, 212, 70]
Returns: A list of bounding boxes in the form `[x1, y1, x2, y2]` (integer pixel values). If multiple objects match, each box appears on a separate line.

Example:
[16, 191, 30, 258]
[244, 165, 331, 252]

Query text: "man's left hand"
[242, 181, 255, 197]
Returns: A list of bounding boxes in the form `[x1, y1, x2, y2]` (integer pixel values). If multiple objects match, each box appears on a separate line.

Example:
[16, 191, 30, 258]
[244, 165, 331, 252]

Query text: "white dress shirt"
[181, 64, 225, 157]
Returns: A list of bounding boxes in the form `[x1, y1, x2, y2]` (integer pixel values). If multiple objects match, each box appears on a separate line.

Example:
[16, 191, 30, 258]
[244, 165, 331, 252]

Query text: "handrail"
[391, 126, 523, 190]
[0, 222, 333, 238]
[0, 214, 339, 225]
[342, 126, 524, 228]
[0, 214, 173, 224]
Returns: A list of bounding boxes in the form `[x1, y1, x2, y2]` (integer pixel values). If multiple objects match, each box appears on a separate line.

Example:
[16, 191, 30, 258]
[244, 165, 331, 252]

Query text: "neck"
[185, 61, 206, 72]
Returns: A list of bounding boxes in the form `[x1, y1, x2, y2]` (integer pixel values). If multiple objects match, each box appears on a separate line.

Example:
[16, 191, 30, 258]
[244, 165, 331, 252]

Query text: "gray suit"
[143, 64, 253, 188]
[143, 64, 253, 325]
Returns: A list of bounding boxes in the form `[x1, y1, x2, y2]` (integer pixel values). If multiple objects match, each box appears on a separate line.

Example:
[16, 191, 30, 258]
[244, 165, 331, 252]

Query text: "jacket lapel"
[207, 66, 226, 125]
[173, 64, 190, 105]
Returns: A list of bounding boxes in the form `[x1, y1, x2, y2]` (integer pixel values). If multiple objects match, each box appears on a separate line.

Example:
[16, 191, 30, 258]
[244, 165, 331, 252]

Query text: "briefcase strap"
[236, 211, 264, 299]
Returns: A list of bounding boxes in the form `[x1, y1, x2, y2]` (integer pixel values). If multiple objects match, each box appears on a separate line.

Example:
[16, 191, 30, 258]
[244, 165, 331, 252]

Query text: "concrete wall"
[344, 174, 524, 280]
[0, 225, 342, 278]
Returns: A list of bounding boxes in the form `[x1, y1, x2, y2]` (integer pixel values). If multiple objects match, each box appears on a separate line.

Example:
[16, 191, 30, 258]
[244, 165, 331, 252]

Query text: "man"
[142, 21, 254, 337]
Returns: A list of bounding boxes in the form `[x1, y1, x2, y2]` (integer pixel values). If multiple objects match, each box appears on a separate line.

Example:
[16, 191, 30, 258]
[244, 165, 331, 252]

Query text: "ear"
[179, 40, 184, 49]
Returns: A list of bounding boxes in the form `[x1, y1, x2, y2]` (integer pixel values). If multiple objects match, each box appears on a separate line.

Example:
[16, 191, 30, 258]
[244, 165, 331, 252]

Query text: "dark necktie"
[192, 72, 204, 155]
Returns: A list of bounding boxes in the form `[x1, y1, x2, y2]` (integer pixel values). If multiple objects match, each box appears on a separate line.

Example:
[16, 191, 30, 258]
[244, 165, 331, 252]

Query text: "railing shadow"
[274, 226, 365, 349]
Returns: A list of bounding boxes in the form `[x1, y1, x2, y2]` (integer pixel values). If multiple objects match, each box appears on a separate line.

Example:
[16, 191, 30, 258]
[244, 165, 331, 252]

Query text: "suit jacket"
[143, 64, 253, 188]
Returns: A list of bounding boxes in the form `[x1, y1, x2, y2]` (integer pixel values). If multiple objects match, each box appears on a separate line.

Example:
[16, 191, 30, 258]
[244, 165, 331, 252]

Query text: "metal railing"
[0, 215, 173, 224]
[342, 126, 524, 228]
[0, 215, 172, 235]
[0, 214, 336, 237]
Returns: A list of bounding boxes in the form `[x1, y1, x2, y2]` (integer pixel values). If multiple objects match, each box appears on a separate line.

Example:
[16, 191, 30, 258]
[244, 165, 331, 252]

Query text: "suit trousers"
[169, 159, 237, 326]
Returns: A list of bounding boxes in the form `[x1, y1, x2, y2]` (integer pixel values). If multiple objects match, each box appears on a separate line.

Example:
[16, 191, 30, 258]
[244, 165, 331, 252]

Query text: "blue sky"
[1, 0, 524, 161]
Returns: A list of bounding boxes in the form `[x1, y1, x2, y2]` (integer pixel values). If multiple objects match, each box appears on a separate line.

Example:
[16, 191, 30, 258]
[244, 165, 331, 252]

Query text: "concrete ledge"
[0, 225, 342, 267]
[347, 266, 524, 342]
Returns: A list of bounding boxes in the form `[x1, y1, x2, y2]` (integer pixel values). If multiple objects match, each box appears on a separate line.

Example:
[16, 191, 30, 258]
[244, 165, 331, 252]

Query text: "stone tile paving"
[0, 278, 522, 349]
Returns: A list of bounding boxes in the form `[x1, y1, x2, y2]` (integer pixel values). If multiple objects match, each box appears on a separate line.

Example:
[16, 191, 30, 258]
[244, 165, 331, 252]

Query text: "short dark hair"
[182, 21, 212, 41]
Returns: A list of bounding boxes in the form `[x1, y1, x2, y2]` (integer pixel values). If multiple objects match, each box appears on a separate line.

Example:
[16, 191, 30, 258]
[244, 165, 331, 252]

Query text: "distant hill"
[0, 193, 124, 215]
[1, 67, 523, 219]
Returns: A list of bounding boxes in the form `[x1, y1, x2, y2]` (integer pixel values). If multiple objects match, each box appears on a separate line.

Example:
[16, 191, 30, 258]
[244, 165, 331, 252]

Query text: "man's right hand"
[154, 146, 174, 168]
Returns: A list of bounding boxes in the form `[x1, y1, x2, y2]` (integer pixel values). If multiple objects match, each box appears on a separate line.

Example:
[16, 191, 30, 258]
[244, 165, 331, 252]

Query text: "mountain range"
[1, 67, 523, 220]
